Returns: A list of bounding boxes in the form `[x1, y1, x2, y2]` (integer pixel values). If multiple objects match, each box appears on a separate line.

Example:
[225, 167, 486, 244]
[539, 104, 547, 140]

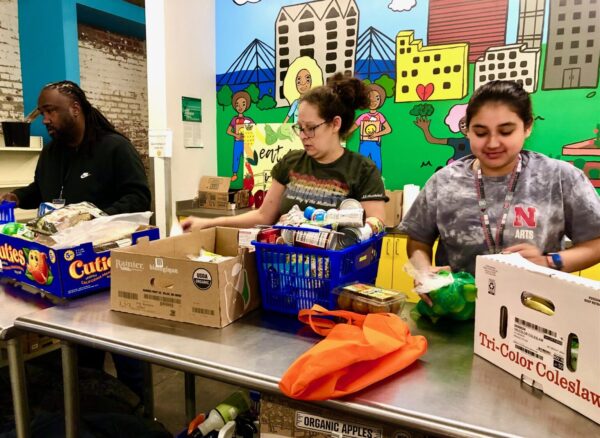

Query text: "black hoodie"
[14, 132, 151, 215]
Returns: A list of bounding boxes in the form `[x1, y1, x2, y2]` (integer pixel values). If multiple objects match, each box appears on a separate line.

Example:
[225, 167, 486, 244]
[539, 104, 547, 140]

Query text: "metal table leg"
[142, 361, 154, 419]
[7, 336, 30, 438]
[61, 341, 79, 438]
[184, 372, 196, 423]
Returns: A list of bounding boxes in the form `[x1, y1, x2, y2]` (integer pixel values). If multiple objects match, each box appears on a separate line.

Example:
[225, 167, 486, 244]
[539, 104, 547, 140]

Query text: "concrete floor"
[150, 364, 238, 435]
[102, 353, 238, 435]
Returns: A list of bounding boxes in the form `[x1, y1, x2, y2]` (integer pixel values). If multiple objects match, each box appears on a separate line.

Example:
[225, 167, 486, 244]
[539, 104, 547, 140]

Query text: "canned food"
[339, 198, 362, 210]
[356, 224, 373, 241]
[281, 228, 296, 244]
[336, 227, 361, 249]
[294, 228, 337, 249]
[257, 227, 280, 243]
[326, 208, 364, 227]
[365, 217, 385, 235]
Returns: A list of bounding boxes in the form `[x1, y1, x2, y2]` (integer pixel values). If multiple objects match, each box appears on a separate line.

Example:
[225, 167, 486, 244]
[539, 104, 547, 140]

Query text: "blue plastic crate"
[0, 200, 16, 224]
[253, 233, 384, 315]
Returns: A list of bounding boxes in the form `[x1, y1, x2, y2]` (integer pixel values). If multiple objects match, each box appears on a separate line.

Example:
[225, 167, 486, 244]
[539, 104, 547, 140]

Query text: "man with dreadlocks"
[1, 80, 151, 214]
[1, 81, 151, 399]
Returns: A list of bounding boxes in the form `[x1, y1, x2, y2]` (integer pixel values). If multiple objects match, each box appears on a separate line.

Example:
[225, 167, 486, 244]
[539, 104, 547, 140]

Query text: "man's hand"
[502, 243, 548, 267]
[0, 192, 19, 205]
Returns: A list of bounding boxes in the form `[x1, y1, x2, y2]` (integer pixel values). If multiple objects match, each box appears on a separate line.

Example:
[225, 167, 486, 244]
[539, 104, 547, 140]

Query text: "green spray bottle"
[193, 391, 250, 437]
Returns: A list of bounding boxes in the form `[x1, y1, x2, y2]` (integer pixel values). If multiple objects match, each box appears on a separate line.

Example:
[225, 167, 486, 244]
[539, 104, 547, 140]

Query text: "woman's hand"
[502, 243, 548, 267]
[180, 216, 212, 232]
[417, 265, 451, 306]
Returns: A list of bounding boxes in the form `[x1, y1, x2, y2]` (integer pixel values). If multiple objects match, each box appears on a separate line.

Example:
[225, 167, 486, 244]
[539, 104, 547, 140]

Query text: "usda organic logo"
[192, 268, 212, 290]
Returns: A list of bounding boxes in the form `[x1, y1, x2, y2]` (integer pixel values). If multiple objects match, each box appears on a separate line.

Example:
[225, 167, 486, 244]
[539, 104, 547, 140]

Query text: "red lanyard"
[474, 155, 522, 254]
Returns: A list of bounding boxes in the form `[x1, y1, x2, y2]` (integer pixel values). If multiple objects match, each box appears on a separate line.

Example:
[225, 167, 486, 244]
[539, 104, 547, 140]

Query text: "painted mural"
[216, 0, 600, 195]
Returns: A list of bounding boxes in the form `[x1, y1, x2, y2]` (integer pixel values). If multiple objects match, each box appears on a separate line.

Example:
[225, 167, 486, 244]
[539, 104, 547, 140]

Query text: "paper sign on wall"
[149, 129, 173, 158]
[182, 96, 203, 148]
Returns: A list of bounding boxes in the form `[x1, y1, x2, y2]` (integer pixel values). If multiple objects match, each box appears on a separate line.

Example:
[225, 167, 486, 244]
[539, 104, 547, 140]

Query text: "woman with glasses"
[182, 73, 387, 231]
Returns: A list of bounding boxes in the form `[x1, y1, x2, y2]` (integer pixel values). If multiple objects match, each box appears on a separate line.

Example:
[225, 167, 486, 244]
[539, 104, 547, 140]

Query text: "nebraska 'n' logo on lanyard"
[474, 154, 522, 254]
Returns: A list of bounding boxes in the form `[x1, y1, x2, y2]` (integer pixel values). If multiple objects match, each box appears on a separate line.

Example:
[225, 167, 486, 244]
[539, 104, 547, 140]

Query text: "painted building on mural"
[475, 43, 540, 93]
[395, 31, 468, 103]
[427, 0, 509, 62]
[543, 0, 599, 89]
[516, 0, 546, 49]
[275, 0, 359, 106]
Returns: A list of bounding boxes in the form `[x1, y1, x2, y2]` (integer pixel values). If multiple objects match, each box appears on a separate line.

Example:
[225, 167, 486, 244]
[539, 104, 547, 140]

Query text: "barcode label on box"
[143, 294, 181, 306]
[118, 291, 138, 300]
[192, 307, 215, 315]
[515, 317, 557, 338]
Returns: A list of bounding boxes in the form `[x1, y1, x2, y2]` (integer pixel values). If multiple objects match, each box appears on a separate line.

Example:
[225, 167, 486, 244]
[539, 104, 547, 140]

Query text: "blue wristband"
[547, 252, 564, 270]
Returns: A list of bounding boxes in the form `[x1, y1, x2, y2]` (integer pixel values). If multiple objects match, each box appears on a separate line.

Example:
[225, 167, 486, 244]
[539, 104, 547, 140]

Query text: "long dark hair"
[42, 80, 127, 144]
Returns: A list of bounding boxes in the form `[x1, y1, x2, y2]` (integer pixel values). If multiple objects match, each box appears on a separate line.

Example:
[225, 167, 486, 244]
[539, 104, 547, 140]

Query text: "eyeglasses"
[291, 121, 327, 138]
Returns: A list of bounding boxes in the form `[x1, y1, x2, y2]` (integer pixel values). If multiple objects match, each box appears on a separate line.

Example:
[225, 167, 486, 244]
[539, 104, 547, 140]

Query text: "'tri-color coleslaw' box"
[474, 254, 600, 424]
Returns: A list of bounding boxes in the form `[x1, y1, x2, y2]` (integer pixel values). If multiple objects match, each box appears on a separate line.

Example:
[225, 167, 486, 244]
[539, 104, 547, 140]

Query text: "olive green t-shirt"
[271, 149, 387, 215]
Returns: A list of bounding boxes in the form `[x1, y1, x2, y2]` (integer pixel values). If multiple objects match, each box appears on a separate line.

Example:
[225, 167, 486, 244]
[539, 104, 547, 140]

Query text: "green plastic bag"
[410, 271, 478, 323]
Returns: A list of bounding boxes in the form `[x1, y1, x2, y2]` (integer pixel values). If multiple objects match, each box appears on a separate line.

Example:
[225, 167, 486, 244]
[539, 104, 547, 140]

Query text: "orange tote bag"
[279, 305, 427, 400]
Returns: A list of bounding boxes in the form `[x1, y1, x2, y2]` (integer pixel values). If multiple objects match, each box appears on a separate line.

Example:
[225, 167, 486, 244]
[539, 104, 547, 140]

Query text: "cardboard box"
[0, 227, 159, 299]
[110, 227, 260, 328]
[474, 254, 600, 424]
[197, 176, 250, 210]
[260, 393, 426, 438]
[383, 190, 403, 228]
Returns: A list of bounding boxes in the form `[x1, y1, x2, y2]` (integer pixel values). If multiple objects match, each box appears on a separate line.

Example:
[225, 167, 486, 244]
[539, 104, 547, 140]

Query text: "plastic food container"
[333, 282, 407, 315]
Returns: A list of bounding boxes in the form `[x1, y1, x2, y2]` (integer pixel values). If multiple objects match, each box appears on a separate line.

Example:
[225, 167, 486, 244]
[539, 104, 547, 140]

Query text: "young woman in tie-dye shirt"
[401, 81, 600, 283]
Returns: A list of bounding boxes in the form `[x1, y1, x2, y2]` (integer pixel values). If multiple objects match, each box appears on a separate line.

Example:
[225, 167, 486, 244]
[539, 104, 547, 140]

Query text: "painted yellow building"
[395, 30, 468, 103]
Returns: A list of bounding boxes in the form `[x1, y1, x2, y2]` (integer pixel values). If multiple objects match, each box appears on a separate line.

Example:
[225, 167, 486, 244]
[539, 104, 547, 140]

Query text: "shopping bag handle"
[298, 305, 366, 336]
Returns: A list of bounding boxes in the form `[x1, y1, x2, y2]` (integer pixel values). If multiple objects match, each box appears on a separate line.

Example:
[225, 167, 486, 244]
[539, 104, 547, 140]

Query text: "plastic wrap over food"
[27, 202, 106, 235]
[49, 211, 153, 249]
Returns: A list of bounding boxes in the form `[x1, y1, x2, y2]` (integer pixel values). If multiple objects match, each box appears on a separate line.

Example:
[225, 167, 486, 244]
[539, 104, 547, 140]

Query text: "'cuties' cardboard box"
[0, 227, 159, 299]
[474, 254, 600, 424]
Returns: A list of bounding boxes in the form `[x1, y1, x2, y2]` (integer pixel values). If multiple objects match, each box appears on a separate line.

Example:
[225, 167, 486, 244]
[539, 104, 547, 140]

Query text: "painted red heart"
[416, 83, 434, 101]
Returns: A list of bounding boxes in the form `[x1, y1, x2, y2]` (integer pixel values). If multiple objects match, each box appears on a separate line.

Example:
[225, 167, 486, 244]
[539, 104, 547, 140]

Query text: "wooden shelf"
[0, 146, 42, 152]
[0, 135, 43, 149]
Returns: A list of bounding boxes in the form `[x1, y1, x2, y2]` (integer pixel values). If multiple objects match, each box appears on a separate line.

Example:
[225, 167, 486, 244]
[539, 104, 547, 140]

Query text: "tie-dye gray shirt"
[400, 151, 600, 274]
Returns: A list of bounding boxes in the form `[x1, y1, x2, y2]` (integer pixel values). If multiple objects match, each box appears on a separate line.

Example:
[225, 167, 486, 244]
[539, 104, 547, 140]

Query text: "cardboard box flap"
[481, 254, 600, 290]
[198, 176, 230, 194]
[215, 227, 241, 257]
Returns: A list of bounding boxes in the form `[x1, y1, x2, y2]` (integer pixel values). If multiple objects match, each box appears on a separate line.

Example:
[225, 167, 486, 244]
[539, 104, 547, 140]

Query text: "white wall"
[146, 0, 217, 233]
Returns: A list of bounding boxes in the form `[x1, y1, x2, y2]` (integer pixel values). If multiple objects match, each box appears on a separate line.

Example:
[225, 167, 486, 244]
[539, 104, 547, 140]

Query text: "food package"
[334, 282, 407, 315]
[409, 270, 478, 323]
[27, 202, 106, 235]
[48, 211, 153, 250]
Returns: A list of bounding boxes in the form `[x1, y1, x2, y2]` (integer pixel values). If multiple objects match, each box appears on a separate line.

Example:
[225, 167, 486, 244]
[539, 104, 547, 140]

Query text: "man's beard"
[48, 118, 79, 144]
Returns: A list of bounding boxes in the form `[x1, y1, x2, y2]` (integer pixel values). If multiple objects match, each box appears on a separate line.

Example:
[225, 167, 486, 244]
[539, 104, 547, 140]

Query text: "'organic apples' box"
[0, 227, 159, 298]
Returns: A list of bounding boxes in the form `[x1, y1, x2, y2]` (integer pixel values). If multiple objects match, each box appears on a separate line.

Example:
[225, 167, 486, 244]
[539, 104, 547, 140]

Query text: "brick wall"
[0, 0, 24, 122]
[78, 23, 149, 168]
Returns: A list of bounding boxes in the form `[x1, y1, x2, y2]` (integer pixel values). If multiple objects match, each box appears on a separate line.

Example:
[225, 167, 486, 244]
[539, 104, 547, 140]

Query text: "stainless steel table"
[15, 293, 600, 438]
[0, 282, 53, 438]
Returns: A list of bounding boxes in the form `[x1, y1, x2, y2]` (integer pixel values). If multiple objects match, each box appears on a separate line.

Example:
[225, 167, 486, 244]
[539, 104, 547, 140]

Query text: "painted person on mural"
[401, 80, 600, 303]
[414, 104, 472, 165]
[227, 90, 255, 182]
[0, 80, 150, 397]
[0, 80, 151, 215]
[349, 83, 392, 172]
[282, 56, 324, 124]
[182, 72, 388, 231]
